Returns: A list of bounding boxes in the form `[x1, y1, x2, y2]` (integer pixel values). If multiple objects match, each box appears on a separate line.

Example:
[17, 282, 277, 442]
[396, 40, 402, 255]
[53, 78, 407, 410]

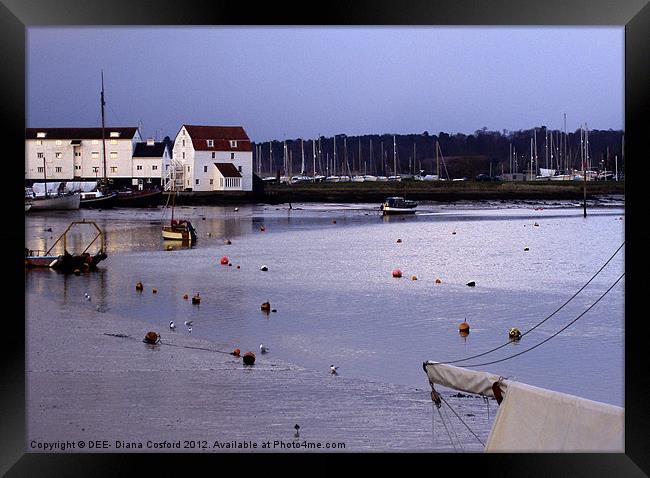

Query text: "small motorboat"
[381, 197, 417, 215]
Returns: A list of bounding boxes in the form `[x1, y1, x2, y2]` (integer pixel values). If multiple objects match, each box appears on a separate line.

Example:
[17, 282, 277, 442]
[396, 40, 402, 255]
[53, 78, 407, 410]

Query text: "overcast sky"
[27, 27, 623, 142]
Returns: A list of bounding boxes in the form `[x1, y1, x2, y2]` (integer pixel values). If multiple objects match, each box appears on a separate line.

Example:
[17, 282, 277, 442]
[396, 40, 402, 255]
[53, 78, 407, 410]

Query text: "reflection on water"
[26, 201, 625, 406]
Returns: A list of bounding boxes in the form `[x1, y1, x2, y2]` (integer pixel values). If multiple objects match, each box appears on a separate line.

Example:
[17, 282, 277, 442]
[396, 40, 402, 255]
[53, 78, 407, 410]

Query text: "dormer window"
[207, 139, 214, 147]
[36, 132, 46, 138]
[230, 140, 238, 148]
[109, 131, 120, 138]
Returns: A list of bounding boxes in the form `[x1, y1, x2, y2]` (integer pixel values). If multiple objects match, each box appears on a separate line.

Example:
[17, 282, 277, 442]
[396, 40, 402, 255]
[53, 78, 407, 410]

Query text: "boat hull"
[28, 193, 81, 211]
[80, 191, 118, 208]
[162, 224, 197, 242]
[382, 206, 417, 215]
[115, 189, 162, 207]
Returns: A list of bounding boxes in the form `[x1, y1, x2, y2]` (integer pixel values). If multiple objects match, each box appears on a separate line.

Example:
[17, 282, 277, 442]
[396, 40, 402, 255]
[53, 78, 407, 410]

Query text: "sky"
[27, 27, 624, 143]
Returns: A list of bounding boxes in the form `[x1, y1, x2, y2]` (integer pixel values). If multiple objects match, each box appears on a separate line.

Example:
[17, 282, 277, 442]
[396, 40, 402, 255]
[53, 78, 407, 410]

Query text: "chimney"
[147, 138, 155, 146]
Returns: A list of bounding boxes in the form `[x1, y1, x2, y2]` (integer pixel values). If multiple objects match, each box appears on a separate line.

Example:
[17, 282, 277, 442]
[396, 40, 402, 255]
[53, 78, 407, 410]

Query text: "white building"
[132, 138, 170, 189]
[168, 125, 253, 192]
[25, 127, 142, 186]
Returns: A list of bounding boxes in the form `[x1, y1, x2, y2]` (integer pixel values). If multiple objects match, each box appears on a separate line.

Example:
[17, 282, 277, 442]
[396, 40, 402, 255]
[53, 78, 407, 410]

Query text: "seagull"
[187, 326, 193, 334]
[169, 321, 176, 331]
[294, 424, 300, 438]
[260, 343, 269, 354]
[85, 294, 91, 301]
[184, 320, 193, 327]
[330, 365, 339, 374]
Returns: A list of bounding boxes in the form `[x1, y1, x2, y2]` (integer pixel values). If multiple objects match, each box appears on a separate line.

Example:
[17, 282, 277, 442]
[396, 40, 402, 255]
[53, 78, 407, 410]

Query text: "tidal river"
[25, 198, 625, 451]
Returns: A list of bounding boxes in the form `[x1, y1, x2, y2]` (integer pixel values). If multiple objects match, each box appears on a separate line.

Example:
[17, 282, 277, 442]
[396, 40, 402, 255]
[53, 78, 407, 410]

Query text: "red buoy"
[220, 256, 229, 265]
[243, 352, 256, 365]
[392, 269, 402, 278]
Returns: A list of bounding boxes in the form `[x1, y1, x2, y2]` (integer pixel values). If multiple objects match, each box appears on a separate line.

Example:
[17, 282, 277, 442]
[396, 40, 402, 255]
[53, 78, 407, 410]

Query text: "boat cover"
[423, 361, 624, 452]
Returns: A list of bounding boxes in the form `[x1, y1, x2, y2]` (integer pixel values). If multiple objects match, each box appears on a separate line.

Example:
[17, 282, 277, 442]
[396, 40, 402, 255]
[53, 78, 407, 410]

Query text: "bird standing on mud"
[330, 365, 339, 374]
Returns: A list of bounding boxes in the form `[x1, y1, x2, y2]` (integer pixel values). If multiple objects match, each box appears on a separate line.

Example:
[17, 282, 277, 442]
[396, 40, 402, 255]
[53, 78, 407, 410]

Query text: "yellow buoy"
[411, 275, 418, 281]
[509, 327, 521, 340]
[152, 288, 157, 294]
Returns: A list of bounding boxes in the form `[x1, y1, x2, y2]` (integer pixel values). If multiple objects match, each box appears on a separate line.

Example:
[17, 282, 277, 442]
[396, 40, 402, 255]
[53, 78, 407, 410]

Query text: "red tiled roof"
[214, 163, 242, 178]
[183, 125, 252, 152]
[26, 127, 139, 140]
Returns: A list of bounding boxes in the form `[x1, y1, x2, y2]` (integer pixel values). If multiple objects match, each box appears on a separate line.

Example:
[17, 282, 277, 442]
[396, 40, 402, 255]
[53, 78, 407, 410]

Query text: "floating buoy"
[260, 265, 268, 271]
[459, 321, 470, 333]
[192, 293, 201, 304]
[183, 293, 189, 300]
[230, 348, 241, 357]
[392, 269, 402, 278]
[466, 281, 476, 287]
[396, 238, 402, 243]
[509, 327, 521, 340]
[228, 263, 232, 267]
[143, 331, 160, 344]
[261, 301, 271, 311]
[435, 278, 442, 284]
[524, 247, 529, 251]
[152, 288, 157, 294]
[236, 265, 240, 269]
[411, 275, 418, 281]
[136, 282, 144, 291]
[226, 239, 232, 245]
[243, 352, 256, 365]
[220, 256, 229, 265]
[459, 330, 469, 338]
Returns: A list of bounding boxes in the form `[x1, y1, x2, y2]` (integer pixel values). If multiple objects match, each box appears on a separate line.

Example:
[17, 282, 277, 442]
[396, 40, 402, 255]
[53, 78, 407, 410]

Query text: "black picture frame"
[5, 0, 648, 475]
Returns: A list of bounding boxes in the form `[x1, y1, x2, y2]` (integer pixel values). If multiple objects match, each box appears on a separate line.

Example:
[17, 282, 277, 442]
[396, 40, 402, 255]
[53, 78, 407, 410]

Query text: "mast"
[312, 138, 316, 178]
[393, 135, 397, 176]
[358, 138, 362, 176]
[100, 70, 108, 190]
[269, 141, 272, 176]
[436, 140, 440, 177]
[333, 135, 337, 176]
[369, 138, 373, 175]
[301, 138, 305, 175]
[42, 153, 48, 198]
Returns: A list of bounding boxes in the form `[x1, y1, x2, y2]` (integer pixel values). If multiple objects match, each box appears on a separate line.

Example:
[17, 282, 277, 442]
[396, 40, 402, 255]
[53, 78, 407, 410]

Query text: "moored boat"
[381, 196, 417, 215]
[80, 190, 118, 208]
[28, 192, 81, 211]
[114, 188, 162, 207]
[162, 219, 197, 242]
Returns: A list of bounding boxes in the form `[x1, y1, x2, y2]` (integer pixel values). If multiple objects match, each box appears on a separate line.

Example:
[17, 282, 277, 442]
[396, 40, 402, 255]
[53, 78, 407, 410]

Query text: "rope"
[437, 406, 457, 452]
[440, 242, 624, 365]
[103, 333, 233, 355]
[440, 395, 485, 447]
[443, 402, 464, 452]
[458, 272, 624, 368]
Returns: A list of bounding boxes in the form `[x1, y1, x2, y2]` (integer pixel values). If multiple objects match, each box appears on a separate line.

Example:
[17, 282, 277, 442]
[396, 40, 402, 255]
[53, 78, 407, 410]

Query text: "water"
[25, 199, 625, 407]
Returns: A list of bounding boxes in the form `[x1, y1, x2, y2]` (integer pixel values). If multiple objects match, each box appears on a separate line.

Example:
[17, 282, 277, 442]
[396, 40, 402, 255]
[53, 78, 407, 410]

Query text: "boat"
[27, 190, 81, 211]
[161, 185, 196, 243]
[25, 220, 108, 273]
[80, 189, 118, 208]
[114, 188, 162, 207]
[423, 361, 623, 452]
[381, 196, 417, 215]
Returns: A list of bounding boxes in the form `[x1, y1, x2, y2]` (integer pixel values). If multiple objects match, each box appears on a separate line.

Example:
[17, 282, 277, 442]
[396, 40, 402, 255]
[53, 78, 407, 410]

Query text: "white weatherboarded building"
[25, 127, 142, 185]
[167, 125, 253, 192]
[132, 139, 170, 189]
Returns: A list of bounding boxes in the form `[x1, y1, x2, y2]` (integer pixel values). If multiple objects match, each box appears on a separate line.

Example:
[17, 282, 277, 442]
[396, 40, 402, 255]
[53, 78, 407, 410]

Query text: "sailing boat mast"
[100, 70, 108, 191]
[393, 135, 397, 176]
[301, 138, 305, 174]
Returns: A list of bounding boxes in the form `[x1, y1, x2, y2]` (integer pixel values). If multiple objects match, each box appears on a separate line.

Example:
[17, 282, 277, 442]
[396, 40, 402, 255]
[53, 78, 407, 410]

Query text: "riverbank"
[170, 180, 624, 205]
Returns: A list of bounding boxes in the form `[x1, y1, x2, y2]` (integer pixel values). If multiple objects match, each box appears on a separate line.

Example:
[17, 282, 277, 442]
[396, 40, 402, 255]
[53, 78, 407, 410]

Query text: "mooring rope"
[440, 394, 485, 447]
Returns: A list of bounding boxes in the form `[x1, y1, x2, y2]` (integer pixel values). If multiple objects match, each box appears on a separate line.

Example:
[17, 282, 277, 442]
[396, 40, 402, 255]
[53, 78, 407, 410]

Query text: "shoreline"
[168, 181, 624, 205]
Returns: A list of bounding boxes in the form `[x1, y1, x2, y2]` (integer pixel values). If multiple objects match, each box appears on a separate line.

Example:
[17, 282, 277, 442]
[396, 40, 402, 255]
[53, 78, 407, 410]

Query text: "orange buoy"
[231, 348, 241, 357]
[220, 256, 229, 265]
[392, 269, 402, 278]
[183, 293, 189, 300]
[135, 282, 144, 291]
[411, 275, 418, 281]
[143, 331, 160, 344]
[459, 321, 470, 333]
[192, 293, 201, 304]
[261, 301, 271, 311]
[152, 288, 157, 294]
[435, 278, 442, 284]
[243, 352, 256, 365]
[459, 330, 469, 338]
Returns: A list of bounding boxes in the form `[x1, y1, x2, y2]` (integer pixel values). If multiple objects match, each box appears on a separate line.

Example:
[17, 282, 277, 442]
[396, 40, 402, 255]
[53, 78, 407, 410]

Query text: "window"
[110, 131, 120, 138]
[165, 164, 169, 170]
[75, 152, 81, 157]
[75, 165, 81, 170]
[182, 140, 185, 147]
[37, 167, 44, 173]
[182, 152, 185, 159]
[91, 152, 99, 159]
[92, 140, 99, 145]
[110, 139, 118, 145]
[55, 167, 62, 173]
[196, 179, 200, 185]
[230, 140, 237, 147]
[182, 129, 185, 136]
[36, 140, 43, 145]
[110, 166, 117, 173]
[230, 153, 235, 160]
[55, 140, 62, 146]
[207, 140, 214, 147]
[187, 166, 190, 172]
[36, 132, 46, 138]
[92, 167, 99, 173]
[238, 166, 242, 172]
[203, 166, 208, 173]
[55, 152, 62, 159]
[152, 165, 158, 171]
[210, 179, 213, 185]
[212, 152, 215, 159]
[37, 152, 43, 159]
[110, 152, 118, 159]
[220, 178, 223, 187]
[136, 165, 143, 171]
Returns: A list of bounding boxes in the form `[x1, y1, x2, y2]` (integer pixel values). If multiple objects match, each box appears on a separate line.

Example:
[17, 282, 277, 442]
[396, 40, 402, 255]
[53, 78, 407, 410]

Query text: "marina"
[25, 198, 625, 452]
